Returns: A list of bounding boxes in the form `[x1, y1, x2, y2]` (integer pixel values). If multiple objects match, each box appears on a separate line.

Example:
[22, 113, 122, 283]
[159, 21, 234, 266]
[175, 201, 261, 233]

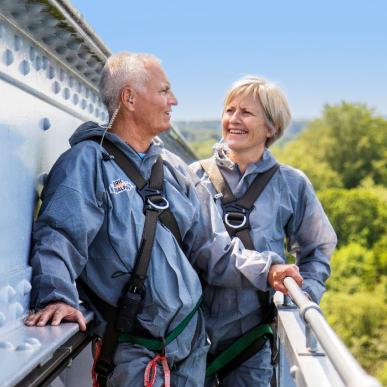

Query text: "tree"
[318, 188, 387, 248]
[274, 102, 387, 189]
[326, 243, 380, 293]
[321, 289, 387, 379]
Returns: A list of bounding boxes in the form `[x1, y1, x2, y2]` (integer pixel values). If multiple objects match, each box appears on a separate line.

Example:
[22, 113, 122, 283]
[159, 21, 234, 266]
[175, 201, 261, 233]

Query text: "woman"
[190, 76, 337, 387]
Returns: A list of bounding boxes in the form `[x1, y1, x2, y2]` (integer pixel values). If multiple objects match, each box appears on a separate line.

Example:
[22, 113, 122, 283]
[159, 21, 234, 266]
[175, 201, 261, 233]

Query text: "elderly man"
[26, 52, 302, 387]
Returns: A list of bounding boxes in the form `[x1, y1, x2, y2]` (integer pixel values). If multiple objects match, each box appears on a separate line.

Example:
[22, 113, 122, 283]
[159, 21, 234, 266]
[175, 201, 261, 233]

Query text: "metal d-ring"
[224, 213, 247, 229]
[147, 196, 169, 210]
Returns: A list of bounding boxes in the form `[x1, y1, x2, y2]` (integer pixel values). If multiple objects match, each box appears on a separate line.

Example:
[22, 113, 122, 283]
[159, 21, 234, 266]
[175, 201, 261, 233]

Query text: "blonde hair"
[99, 52, 161, 116]
[224, 75, 291, 147]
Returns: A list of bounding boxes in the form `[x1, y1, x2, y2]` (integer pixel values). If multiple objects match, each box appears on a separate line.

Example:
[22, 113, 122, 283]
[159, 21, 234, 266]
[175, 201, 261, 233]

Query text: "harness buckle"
[147, 196, 169, 210]
[224, 212, 247, 229]
[222, 202, 251, 230]
[138, 184, 169, 211]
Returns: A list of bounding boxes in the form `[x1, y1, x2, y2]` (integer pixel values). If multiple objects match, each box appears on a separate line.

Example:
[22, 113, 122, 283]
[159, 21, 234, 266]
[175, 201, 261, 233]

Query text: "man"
[26, 52, 302, 386]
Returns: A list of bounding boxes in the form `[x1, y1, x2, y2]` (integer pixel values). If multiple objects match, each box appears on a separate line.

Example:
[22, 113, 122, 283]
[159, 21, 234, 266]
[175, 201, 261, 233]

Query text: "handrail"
[283, 277, 381, 387]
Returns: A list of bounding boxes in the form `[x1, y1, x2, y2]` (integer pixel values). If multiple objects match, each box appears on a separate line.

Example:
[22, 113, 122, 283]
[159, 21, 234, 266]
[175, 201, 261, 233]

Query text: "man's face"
[132, 64, 177, 136]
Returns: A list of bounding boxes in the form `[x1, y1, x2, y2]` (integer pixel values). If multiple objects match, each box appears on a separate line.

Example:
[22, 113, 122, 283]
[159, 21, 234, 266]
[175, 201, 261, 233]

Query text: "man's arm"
[27, 145, 105, 328]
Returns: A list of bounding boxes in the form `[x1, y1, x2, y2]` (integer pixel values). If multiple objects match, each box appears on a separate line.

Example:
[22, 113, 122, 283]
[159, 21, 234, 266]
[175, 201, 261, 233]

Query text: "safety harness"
[199, 157, 279, 379]
[78, 137, 200, 387]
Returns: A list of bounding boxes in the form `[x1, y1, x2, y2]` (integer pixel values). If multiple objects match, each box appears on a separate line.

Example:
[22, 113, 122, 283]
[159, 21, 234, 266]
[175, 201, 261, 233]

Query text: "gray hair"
[99, 52, 161, 116]
[224, 75, 291, 147]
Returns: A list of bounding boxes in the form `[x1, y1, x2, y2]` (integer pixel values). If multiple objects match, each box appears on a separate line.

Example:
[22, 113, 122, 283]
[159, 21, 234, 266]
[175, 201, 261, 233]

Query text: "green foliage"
[321, 289, 387, 377]
[190, 139, 216, 159]
[318, 187, 387, 248]
[275, 102, 387, 190]
[326, 243, 379, 293]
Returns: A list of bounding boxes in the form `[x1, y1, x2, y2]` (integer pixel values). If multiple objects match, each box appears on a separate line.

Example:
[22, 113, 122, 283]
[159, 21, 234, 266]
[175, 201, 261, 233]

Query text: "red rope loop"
[144, 354, 171, 387]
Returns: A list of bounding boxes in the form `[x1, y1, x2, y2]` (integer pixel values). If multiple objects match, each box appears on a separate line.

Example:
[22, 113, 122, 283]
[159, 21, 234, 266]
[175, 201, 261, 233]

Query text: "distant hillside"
[172, 120, 309, 158]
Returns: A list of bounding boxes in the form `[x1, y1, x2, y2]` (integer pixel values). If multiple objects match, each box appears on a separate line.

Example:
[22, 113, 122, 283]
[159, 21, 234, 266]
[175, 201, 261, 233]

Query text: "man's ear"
[121, 87, 135, 111]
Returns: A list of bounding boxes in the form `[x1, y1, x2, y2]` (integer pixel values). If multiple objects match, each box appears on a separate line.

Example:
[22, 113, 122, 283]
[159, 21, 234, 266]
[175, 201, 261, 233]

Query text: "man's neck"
[110, 117, 152, 153]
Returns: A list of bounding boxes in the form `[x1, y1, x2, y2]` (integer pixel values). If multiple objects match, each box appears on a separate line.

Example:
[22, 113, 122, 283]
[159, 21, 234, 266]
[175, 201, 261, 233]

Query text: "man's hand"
[25, 302, 87, 331]
[268, 264, 303, 295]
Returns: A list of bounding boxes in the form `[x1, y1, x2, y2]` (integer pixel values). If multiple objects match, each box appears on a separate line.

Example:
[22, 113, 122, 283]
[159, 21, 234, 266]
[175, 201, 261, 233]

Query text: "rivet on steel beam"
[0, 285, 16, 303]
[0, 341, 14, 350]
[29, 46, 36, 61]
[47, 65, 55, 79]
[10, 302, 24, 318]
[35, 56, 42, 71]
[67, 39, 80, 51]
[19, 60, 30, 76]
[17, 280, 32, 296]
[55, 46, 67, 55]
[65, 55, 76, 64]
[63, 88, 70, 100]
[42, 56, 48, 70]
[4, 49, 14, 66]
[52, 81, 61, 94]
[16, 342, 34, 351]
[14, 35, 22, 51]
[25, 338, 41, 347]
[72, 94, 79, 105]
[40, 118, 51, 131]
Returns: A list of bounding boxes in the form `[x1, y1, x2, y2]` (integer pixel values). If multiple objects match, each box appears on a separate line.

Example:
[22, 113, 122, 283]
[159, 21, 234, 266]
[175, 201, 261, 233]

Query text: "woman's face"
[222, 94, 273, 154]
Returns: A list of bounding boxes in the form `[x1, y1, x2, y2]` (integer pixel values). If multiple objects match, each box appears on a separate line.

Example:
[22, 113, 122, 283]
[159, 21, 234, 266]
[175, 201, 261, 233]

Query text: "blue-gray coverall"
[190, 142, 337, 387]
[30, 123, 283, 386]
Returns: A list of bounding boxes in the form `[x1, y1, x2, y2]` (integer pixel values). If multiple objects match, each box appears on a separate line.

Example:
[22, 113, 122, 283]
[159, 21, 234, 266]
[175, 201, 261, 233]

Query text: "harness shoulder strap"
[90, 137, 182, 248]
[237, 163, 280, 209]
[200, 158, 235, 204]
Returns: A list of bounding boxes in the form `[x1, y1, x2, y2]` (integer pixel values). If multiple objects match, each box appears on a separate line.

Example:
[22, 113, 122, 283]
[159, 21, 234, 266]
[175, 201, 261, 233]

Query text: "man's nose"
[169, 91, 178, 106]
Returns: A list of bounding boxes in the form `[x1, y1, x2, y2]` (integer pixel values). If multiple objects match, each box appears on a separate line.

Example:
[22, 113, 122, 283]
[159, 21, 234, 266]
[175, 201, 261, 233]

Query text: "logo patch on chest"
[109, 179, 134, 194]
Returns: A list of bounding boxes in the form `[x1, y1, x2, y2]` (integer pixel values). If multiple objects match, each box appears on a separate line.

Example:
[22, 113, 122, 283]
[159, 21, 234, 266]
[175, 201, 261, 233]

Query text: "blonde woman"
[190, 76, 337, 386]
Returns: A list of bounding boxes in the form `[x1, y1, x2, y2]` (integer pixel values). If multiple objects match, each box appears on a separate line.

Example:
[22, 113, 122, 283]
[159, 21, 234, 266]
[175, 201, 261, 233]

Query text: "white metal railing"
[283, 277, 381, 387]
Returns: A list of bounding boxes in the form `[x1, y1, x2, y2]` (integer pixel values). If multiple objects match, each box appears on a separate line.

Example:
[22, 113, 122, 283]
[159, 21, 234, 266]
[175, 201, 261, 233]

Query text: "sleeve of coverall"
[30, 146, 105, 310]
[184, 173, 284, 291]
[286, 176, 337, 303]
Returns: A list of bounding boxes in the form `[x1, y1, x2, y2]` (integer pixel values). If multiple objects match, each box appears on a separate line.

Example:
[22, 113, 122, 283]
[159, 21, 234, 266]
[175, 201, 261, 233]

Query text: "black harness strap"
[92, 137, 182, 248]
[79, 137, 183, 386]
[200, 157, 279, 378]
[200, 157, 279, 316]
[200, 157, 279, 250]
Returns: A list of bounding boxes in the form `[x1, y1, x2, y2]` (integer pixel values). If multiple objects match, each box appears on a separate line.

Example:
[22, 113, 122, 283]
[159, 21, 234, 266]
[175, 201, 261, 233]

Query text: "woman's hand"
[268, 264, 303, 294]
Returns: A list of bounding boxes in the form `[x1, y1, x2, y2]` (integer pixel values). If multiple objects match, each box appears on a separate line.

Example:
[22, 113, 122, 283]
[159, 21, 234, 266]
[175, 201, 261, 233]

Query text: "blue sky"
[71, 0, 386, 121]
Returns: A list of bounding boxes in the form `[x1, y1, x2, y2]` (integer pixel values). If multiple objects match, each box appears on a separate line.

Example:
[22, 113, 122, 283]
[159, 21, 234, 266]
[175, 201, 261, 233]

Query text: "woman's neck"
[228, 146, 265, 174]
